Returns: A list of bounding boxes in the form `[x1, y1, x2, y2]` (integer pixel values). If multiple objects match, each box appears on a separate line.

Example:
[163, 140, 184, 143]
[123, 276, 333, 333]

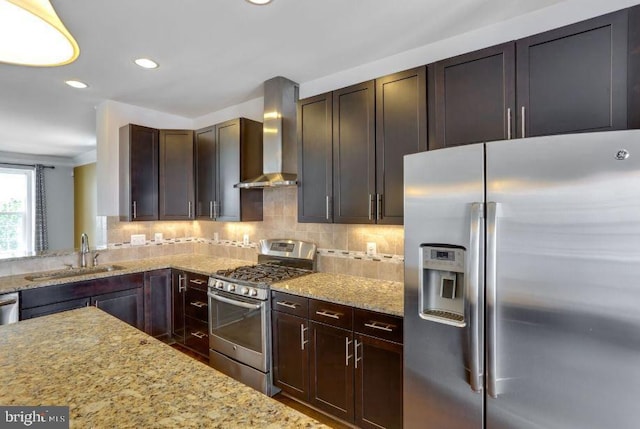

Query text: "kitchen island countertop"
[0, 307, 325, 428]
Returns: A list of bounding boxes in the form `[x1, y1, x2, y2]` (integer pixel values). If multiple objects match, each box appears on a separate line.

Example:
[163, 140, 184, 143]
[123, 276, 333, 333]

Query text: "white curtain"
[34, 164, 48, 252]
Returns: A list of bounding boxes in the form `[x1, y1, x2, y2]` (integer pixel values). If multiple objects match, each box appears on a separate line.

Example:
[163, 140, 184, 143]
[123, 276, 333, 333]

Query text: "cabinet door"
[216, 119, 241, 221]
[195, 126, 216, 220]
[159, 129, 194, 220]
[297, 92, 333, 223]
[333, 81, 376, 224]
[92, 287, 144, 330]
[120, 124, 158, 221]
[376, 67, 428, 224]
[516, 10, 628, 137]
[429, 43, 516, 150]
[144, 269, 172, 340]
[309, 321, 354, 422]
[272, 311, 310, 401]
[172, 270, 186, 344]
[21, 298, 90, 320]
[355, 334, 403, 429]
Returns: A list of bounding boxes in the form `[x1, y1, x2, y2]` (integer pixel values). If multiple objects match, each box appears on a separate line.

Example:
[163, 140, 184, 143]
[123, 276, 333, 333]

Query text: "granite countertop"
[0, 253, 404, 317]
[272, 272, 404, 317]
[0, 307, 326, 428]
[0, 254, 250, 295]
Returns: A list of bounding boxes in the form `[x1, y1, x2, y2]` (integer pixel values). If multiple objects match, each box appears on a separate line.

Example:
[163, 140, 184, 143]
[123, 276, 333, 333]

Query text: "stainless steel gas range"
[207, 239, 316, 396]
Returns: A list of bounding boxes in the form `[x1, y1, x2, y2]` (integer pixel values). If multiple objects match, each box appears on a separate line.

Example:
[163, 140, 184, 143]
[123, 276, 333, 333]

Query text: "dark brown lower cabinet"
[309, 321, 355, 422]
[355, 334, 403, 429]
[92, 288, 144, 330]
[20, 273, 145, 330]
[172, 270, 209, 358]
[272, 311, 310, 401]
[271, 291, 403, 428]
[144, 269, 172, 340]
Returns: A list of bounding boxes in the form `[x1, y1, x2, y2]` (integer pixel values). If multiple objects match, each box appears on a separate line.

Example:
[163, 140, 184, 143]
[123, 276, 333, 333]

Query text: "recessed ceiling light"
[134, 58, 159, 69]
[246, 0, 273, 5]
[65, 80, 88, 89]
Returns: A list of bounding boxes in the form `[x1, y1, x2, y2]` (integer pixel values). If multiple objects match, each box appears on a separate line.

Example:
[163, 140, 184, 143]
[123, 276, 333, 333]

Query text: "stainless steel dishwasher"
[0, 292, 19, 325]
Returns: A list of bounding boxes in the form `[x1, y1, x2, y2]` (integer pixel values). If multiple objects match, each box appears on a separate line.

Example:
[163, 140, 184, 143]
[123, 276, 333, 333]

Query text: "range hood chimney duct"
[235, 76, 299, 189]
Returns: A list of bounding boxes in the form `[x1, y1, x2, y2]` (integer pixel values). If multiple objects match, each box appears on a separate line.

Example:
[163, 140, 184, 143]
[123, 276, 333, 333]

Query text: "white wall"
[45, 166, 74, 251]
[193, 97, 263, 130]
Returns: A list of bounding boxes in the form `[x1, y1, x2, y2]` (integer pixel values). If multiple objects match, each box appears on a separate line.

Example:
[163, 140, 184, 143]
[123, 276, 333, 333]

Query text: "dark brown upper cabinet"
[297, 92, 333, 223]
[215, 118, 263, 222]
[517, 10, 628, 138]
[159, 129, 194, 220]
[428, 43, 515, 150]
[375, 67, 427, 224]
[333, 81, 376, 224]
[194, 126, 217, 220]
[119, 124, 159, 221]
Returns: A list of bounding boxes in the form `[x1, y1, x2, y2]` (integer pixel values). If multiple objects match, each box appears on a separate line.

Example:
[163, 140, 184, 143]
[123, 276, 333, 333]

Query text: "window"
[0, 167, 34, 257]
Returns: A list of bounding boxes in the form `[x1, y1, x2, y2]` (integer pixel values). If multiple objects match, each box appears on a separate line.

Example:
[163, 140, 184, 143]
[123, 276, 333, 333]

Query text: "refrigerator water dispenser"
[419, 244, 466, 327]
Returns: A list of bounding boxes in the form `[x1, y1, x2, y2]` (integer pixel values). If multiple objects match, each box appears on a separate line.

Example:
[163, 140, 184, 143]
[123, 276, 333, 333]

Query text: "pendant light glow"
[134, 58, 159, 69]
[246, 0, 272, 5]
[65, 80, 87, 89]
[0, 0, 80, 66]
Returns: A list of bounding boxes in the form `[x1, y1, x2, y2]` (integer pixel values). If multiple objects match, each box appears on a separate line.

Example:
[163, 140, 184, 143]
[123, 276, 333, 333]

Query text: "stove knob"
[215, 281, 224, 289]
[249, 289, 258, 297]
[241, 287, 249, 295]
[228, 284, 236, 292]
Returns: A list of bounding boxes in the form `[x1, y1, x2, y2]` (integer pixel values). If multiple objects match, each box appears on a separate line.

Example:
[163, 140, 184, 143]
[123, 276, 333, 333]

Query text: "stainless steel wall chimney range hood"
[235, 76, 299, 189]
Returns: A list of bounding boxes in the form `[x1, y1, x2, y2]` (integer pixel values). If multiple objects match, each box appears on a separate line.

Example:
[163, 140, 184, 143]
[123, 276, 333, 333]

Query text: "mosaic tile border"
[106, 238, 404, 264]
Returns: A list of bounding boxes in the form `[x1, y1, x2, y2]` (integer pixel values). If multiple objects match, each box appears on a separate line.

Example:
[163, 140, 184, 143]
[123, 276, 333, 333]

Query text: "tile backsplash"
[102, 187, 405, 282]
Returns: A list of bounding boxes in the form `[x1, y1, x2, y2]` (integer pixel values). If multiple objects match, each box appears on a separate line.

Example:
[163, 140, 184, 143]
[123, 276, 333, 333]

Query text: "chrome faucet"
[80, 233, 89, 268]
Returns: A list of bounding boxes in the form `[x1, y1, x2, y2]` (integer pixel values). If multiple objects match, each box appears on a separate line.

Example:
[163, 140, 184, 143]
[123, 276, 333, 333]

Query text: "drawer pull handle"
[189, 301, 207, 308]
[300, 324, 308, 350]
[316, 310, 341, 320]
[276, 301, 299, 309]
[364, 321, 394, 332]
[191, 331, 206, 339]
[355, 339, 363, 369]
[345, 337, 353, 366]
[190, 279, 206, 285]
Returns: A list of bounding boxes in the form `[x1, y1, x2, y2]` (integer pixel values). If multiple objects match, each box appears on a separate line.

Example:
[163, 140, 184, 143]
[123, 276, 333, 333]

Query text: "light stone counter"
[0, 254, 250, 295]
[272, 272, 403, 317]
[0, 307, 325, 429]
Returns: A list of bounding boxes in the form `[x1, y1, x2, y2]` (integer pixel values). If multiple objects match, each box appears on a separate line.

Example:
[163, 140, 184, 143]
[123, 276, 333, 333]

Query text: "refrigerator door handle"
[486, 201, 499, 398]
[466, 202, 484, 393]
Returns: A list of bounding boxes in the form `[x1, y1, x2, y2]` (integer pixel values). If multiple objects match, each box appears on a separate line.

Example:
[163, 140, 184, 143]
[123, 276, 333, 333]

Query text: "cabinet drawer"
[21, 297, 90, 320]
[354, 308, 403, 344]
[184, 316, 209, 357]
[309, 299, 353, 330]
[272, 291, 308, 317]
[184, 287, 208, 322]
[186, 272, 209, 292]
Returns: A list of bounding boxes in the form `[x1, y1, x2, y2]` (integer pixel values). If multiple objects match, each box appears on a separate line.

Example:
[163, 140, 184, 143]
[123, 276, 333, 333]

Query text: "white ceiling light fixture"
[134, 58, 159, 69]
[246, 0, 273, 5]
[65, 80, 88, 89]
[0, 0, 80, 67]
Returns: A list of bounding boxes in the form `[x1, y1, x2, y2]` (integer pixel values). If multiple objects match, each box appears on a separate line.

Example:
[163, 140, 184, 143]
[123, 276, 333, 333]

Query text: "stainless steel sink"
[24, 265, 126, 281]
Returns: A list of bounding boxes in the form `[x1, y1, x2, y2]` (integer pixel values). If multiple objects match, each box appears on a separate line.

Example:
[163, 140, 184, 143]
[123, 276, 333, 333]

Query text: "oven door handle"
[208, 291, 262, 310]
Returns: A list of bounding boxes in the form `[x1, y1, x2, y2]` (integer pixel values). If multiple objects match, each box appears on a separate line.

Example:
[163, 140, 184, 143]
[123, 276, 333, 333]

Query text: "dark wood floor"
[170, 344, 351, 428]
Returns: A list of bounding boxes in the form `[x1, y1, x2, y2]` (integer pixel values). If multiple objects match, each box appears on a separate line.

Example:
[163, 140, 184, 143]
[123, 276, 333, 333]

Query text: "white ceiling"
[0, 0, 573, 158]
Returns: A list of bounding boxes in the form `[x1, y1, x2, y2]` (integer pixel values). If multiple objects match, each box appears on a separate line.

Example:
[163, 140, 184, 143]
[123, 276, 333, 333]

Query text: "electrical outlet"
[130, 234, 146, 246]
[154, 232, 163, 242]
[213, 232, 219, 242]
[366, 242, 377, 256]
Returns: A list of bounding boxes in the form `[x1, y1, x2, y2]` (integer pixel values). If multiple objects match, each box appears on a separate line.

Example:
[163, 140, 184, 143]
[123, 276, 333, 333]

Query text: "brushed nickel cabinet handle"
[178, 274, 186, 292]
[507, 108, 512, 140]
[355, 338, 363, 369]
[189, 278, 206, 285]
[368, 194, 373, 220]
[364, 321, 394, 332]
[300, 324, 308, 351]
[191, 331, 206, 339]
[326, 196, 330, 220]
[345, 337, 353, 367]
[132, 201, 137, 219]
[316, 310, 340, 320]
[189, 301, 207, 308]
[188, 201, 193, 218]
[209, 201, 214, 219]
[276, 301, 298, 309]
[521, 106, 526, 138]
[376, 194, 382, 220]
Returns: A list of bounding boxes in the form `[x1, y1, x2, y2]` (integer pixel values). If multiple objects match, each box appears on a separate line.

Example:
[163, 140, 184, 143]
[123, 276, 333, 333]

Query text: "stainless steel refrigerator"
[403, 130, 640, 429]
